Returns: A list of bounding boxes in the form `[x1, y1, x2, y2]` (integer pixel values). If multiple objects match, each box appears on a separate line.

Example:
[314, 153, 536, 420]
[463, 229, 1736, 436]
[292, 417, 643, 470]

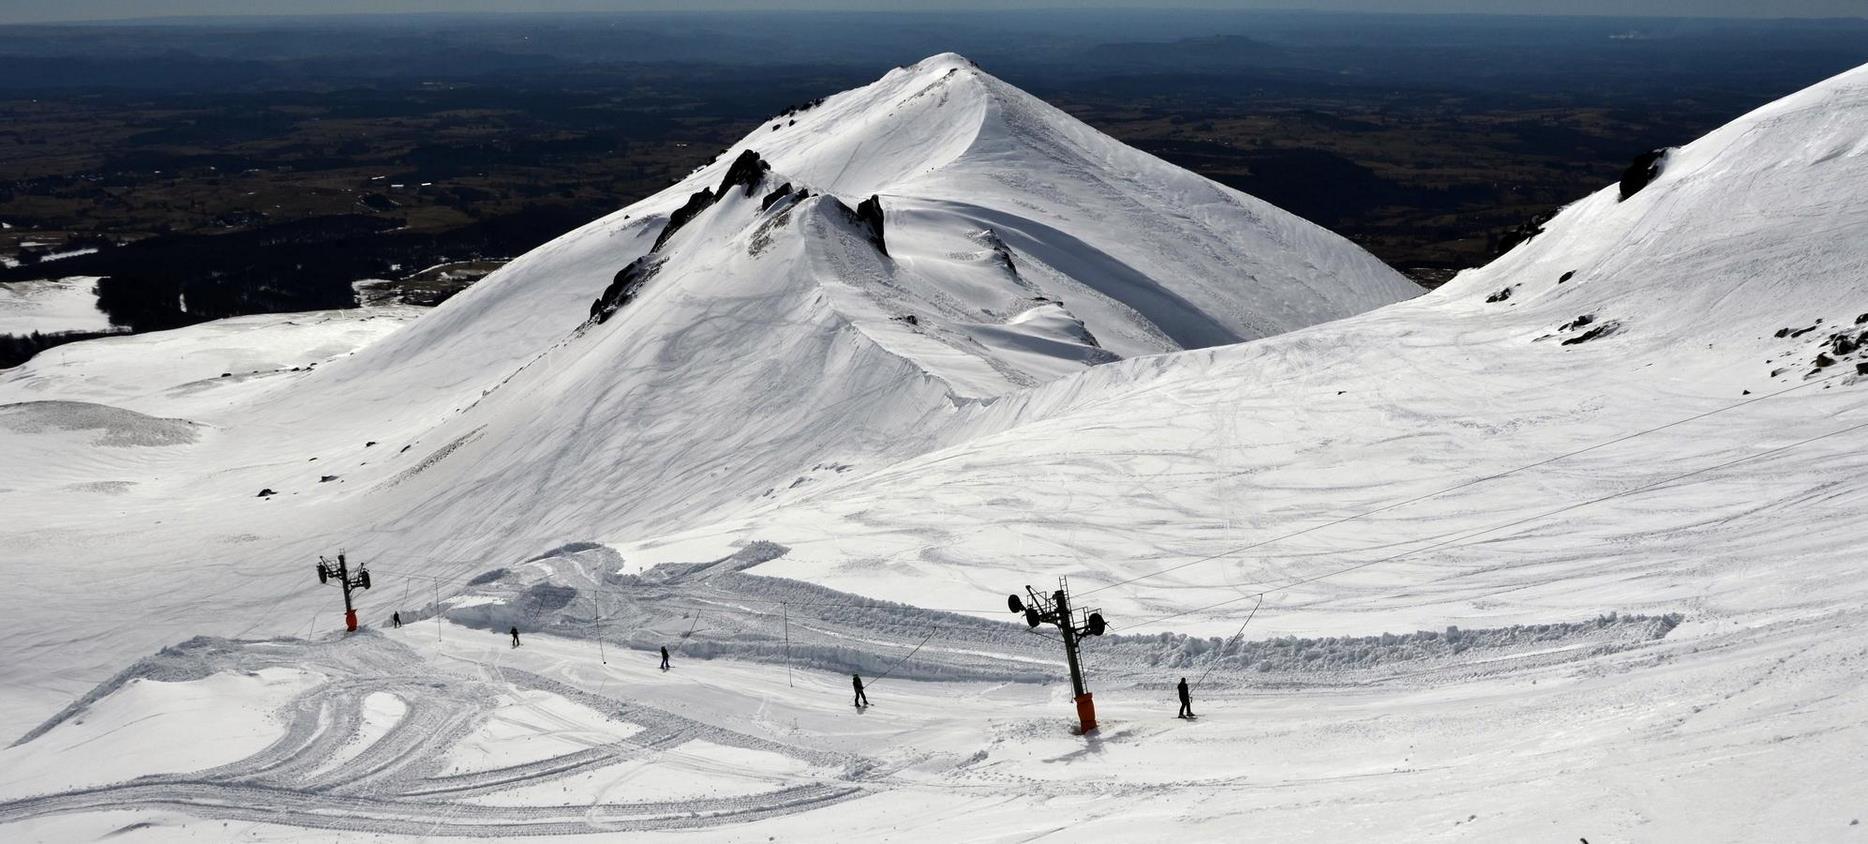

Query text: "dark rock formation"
[1491, 212, 1549, 256]
[1559, 270, 1576, 284]
[1558, 314, 1595, 331]
[1486, 286, 1514, 303]
[775, 97, 824, 119]
[1561, 320, 1622, 346]
[976, 229, 1020, 278]
[589, 256, 661, 324]
[1619, 148, 1670, 201]
[718, 150, 772, 199]
[650, 150, 777, 252]
[854, 195, 887, 255]
[593, 150, 805, 328]
[761, 182, 795, 211]
[824, 195, 888, 256]
[653, 188, 717, 252]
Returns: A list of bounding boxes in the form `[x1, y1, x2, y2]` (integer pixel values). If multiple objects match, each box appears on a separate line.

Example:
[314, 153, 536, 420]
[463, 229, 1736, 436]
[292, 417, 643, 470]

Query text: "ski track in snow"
[0, 635, 867, 836]
[0, 596, 1684, 836]
[0, 543, 1688, 836]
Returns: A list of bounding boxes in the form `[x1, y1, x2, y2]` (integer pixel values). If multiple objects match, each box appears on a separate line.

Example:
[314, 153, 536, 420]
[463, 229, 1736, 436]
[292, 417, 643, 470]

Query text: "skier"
[852, 673, 869, 708]
[509, 626, 520, 648]
[391, 611, 401, 629]
[660, 645, 671, 670]
[1177, 677, 1194, 719]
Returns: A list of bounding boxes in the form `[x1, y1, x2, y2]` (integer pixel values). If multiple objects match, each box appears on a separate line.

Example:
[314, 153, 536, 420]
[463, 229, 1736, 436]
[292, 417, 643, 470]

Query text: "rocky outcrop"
[614, 151, 784, 319]
[718, 149, 772, 199]
[653, 188, 718, 252]
[761, 182, 795, 211]
[1491, 213, 1549, 256]
[589, 256, 662, 324]
[1619, 148, 1671, 201]
[1561, 320, 1621, 346]
[652, 150, 775, 252]
[853, 195, 887, 256]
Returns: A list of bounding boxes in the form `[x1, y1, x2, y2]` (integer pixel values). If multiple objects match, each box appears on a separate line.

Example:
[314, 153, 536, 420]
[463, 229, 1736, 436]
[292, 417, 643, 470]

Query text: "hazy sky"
[2, 0, 1864, 25]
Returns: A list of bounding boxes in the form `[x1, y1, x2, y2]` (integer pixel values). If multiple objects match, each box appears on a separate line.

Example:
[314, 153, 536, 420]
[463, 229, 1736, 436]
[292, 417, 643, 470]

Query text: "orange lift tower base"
[315, 553, 372, 632]
[1008, 578, 1107, 735]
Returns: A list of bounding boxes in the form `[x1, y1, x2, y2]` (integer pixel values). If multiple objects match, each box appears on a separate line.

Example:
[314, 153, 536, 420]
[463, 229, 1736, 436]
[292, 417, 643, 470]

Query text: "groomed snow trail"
[0, 634, 868, 836]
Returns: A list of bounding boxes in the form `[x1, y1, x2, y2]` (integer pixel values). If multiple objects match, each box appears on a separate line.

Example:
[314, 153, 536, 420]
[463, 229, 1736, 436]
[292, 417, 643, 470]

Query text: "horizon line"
[5, 6, 1866, 27]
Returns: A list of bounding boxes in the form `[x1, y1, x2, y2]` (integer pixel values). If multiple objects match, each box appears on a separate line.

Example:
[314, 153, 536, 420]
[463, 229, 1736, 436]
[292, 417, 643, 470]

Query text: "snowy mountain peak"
[0, 56, 1424, 737]
[218, 57, 1419, 547]
[551, 49, 1424, 401]
[906, 51, 977, 73]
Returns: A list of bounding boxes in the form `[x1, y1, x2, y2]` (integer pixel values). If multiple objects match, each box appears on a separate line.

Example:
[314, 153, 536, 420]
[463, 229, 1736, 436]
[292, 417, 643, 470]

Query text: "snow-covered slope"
[5, 57, 1867, 842]
[0, 53, 1413, 729]
[682, 60, 1868, 633]
[0, 277, 113, 336]
[568, 62, 1868, 838]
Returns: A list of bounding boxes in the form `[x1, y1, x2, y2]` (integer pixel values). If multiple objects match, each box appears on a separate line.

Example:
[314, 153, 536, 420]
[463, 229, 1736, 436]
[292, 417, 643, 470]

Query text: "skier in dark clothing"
[1177, 677, 1194, 719]
[660, 646, 671, 670]
[510, 626, 520, 648]
[391, 611, 401, 629]
[852, 673, 869, 708]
